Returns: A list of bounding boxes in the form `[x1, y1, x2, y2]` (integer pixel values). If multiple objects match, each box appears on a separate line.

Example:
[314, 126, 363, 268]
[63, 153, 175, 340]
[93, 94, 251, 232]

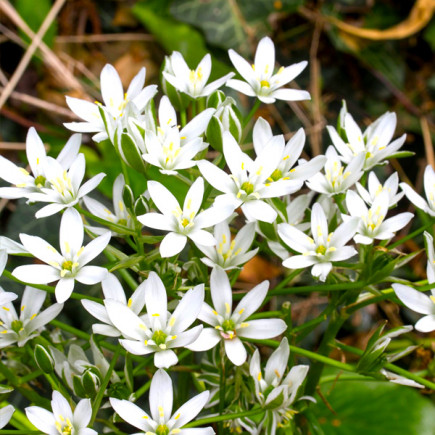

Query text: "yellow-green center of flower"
[269, 169, 282, 182]
[316, 245, 326, 255]
[156, 424, 170, 435]
[55, 417, 73, 435]
[34, 175, 46, 188]
[181, 218, 190, 228]
[222, 319, 236, 332]
[62, 260, 74, 272]
[152, 330, 167, 346]
[260, 80, 270, 88]
[240, 182, 254, 195]
[118, 218, 127, 226]
[11, 320, 23, 333]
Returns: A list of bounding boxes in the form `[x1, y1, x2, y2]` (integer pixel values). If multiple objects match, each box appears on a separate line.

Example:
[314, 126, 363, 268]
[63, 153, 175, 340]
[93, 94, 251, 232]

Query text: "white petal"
[25, 407, 56, 433]
[55, 278, 75, 303]
[170, 285, 204, 333]
[171, 391, 210, 428]
[149, 369, 173, 420]
[393, 284, 432, 315]
[226, 79, 256, 97]
[282, 255, 316, 269]
[210, 267, 232, 316]
[13, 264, 60, 284]
[237, 319, 286, 339]
[154, 349, 178, 368]
[272, 89, 311, 101]
[197, 160, 234, 194]
[233, 280, 269, 322]
[73, 399, 92, 428]
[60, 208, 83, 257]
[186, 327, 221, 352]
[145, 272, 168, 325]
[278, 223, 313, 253]
[109, 398, 152, 432]
[105, 299, 147, 340]
[148, 181, 180, 217]
[311, 262, 332, 281]
[78, 231, 111, 266]
[101, 64, 124, 109]
[160, 232, 187, 258]
[224, 337, 247, 366]
[189, 230, 216, 247]
[415, 315, 435, 332]
[75, 266, 108, 285]
[241, 200, 277, 223]
[138, 212, 174, 232]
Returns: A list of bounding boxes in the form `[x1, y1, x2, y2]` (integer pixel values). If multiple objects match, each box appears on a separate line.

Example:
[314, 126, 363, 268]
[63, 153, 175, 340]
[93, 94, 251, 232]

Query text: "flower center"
[34, 175, 46, 188]
[222, 319, 236, 333]
[156, 424, 170, 435]
[240, 182, 254, 195]
[269, 169, 282, 182]
[117, 218, 127, 226]
[55, 418, 73, 435]
[260, 80, 270, 88]
[181, 218, 190, 228]
[152, 330, 168, 347]
[316, 245, 326, 255]
[11, 320, 23, 333]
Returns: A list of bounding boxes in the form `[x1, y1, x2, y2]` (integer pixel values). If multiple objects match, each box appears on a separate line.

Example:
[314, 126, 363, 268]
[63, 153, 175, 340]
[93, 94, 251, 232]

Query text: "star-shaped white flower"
[163, 51, 234, 99]
[400, 165, 435, 217]
[0, 286, 63, 349]
[393, 284, 435, 332]
[13, 208, 110, 303]
[110, 369, 214, 435]
[187, 267, 287, 366]
[278, 203, 359, 281]
[345, 190, 413, 245]
[65, 64, 157, 142]
[328, 111, 406, 170]
[138, 177, 233, 258]
[105, 272, 204, 368]
[142, 96, 214, 174]
[0, 127, 80, 200]
[227, 36, 310, 104]
[356, 171, 404, 207]
[26, 390, 97, 435]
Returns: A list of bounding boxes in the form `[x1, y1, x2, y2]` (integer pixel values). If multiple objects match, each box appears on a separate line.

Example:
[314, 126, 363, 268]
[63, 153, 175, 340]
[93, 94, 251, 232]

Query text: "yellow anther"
[239, 322, 249, 328]
[260, 80, 270, 88]
[225, 302, 231, 314]
[30, 314, 37, 320]
[238, 308, 245, 315]
[127, 298, 132, 308]
[2, 307, 9, 311]
[212, 310, 218, 316]
[152, 313, 160, 317]
[257, 372, 262, 381]
[274, 369, 281, 378]
[175, 413, 181, 420]
[169, 316, 176, 327]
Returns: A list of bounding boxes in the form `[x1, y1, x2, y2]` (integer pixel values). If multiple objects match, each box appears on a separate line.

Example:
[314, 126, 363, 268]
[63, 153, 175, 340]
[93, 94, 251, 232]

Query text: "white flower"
[26, 390, 96, 435]
[142, 96, 214, 174]
[306, 146, 365, 196]
[393, 284, 435, 332]
[250, 338, 310, 431]
[82, 272, 147, 337]
[400, 165, 435, 217]
[198, 132, 294, 223]
[0, 404, 14, 429]
[105, 272, 204, 368]
[345, 190, 413, 245]
[424, 231, 435, 284]
[356, 171, 404, 207]
[163, 51, 234, 99]
[26, 153, 105, 219]
[187, 267, 286, 366]
[227, 36, 310, 104]
[253, 117, 326, 189]
[110, 369, 214, 434]
[138, 178, 233, 258]
[278, 203, 359, 282]
[0, 127, 80, 200]
[83, 174, 134, 235]
[197, 220, 258, 270]
[0, 286, 63, 349]
[328, 111, 406, 170]
[65, 64, 157, 142]
[13, 208, 110, 303]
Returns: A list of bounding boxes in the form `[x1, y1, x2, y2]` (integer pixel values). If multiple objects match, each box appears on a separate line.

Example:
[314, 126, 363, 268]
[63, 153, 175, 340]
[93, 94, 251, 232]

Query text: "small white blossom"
[105, 272, 204, 368]
[26, 390, 97, 435]
[345, 190, 413, 245]
[356, 172, 404, 207]
[110, 369, 214, 434]
[187, 267, 286, 366]
[328, 111, 406, 170]
[0, 286, 63, 349]
[400, 165, 435, 217]
[227, 36, 310, 104]
[393, 284, 435, 333]
[138, 178, 233, 258]
[0, 127, 80, 200]
[13, 208, 110, 303]
[306, 146, 365, 196]
[142, 96, 214, 174]
[163, 51, 234, 99]
[198, 220, 258, 270]
[278, 203, 359, 281]
[65, 64, 157, 142]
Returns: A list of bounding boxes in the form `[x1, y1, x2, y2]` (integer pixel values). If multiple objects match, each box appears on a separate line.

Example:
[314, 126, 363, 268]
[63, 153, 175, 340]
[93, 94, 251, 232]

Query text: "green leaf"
[109, 254, 145, 272]
[311, 380, 435, 434]
[118, 132, 147, 174]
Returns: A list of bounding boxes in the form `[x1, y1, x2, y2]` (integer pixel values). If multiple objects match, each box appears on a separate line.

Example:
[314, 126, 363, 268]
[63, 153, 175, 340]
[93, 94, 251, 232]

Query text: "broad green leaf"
[311, 380, 435, 435]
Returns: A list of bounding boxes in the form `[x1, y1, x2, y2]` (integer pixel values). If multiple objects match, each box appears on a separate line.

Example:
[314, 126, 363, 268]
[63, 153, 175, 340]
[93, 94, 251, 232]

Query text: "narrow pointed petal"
[237, 319, 286, 339]
[224, 337, 247, 366]
[393, 284, 432, 315]
[210, 267, 233, 316]
[172, 390, 209, 428]
[149, 369, 173, 421]
[160, 232, 187, 258]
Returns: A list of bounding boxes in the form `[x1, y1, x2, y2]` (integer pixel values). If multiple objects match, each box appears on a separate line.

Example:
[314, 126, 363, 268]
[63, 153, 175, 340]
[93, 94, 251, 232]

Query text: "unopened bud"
[34, 345, 54, 374]
[82, 368, 101, 399]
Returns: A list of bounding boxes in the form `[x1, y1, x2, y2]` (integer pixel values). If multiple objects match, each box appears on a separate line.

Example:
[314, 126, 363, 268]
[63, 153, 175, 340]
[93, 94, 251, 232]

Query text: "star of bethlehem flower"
[306, 146, 365, 196]
[0, 286, 63, 349]
[227, 36, 310, 104]
[356, 171, 404, 207]
[141, 96, 215, 174]
[197, 219, 258, 270]
[26, 390, 97, 435]
[278, 203, 359, 282]
[26, 152, 106, 219]
[82, 272, 147, 337]
[393, 284, 435, 332]
[252, 117, 326, 189]
[138, 177, 234, 258]
[83, 173, 134, 235]
[187, 267, 287, 366]
[250, 337, 311, 432]
[198, 132, 295, 223]
[13, 208, 110, 303]
[0, 127, 80, 201]
[0, 404, 14, 429]
[65, 64, 157, 142]
[110, 368, 214, 435]
[327, 111, 406, 170]
[104, 272, 204, 368]
[400, 165, 435, 217]
[163, 51, 234, 99]
[345, 190, 413, 245]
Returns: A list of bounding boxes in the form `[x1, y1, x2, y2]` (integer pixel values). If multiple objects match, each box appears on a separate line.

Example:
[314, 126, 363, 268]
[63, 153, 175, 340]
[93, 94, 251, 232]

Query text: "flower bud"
[72, 374, 86, 398]
[115, 129, 147, 174]
[134, 195, 150, 216]
[82, 368, 101, 399]
[34, 345, 54, 374]
[122, 184, 135, 211]
[206, 90, 226, 109]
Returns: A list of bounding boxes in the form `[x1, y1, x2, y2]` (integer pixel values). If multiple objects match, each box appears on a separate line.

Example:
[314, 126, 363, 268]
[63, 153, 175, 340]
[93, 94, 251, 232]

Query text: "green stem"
[218, 342, 226, 434]
[243, 99, 261, 128]
[104, 251, 138, 291]
[133, 379, 151, 400]
[184, 408, 264, 428]
[180, 110, 187, 127]
[387, 218, 435, 249]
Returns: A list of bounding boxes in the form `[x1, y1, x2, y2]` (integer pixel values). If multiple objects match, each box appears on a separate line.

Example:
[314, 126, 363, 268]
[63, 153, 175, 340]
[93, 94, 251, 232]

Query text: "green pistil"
[222, 319, 236, 332]
[152, 330, 168, 346]
[240, 182, 254, 195]
[316, 245, 326, 255]
[269, 169, 282, 182]
[11, 320, 23, 333]
[156, 424, 169, 435]
[62, 260, 74, 272]
[34, 175, 46, 188]
[117, 218, 127, 226]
